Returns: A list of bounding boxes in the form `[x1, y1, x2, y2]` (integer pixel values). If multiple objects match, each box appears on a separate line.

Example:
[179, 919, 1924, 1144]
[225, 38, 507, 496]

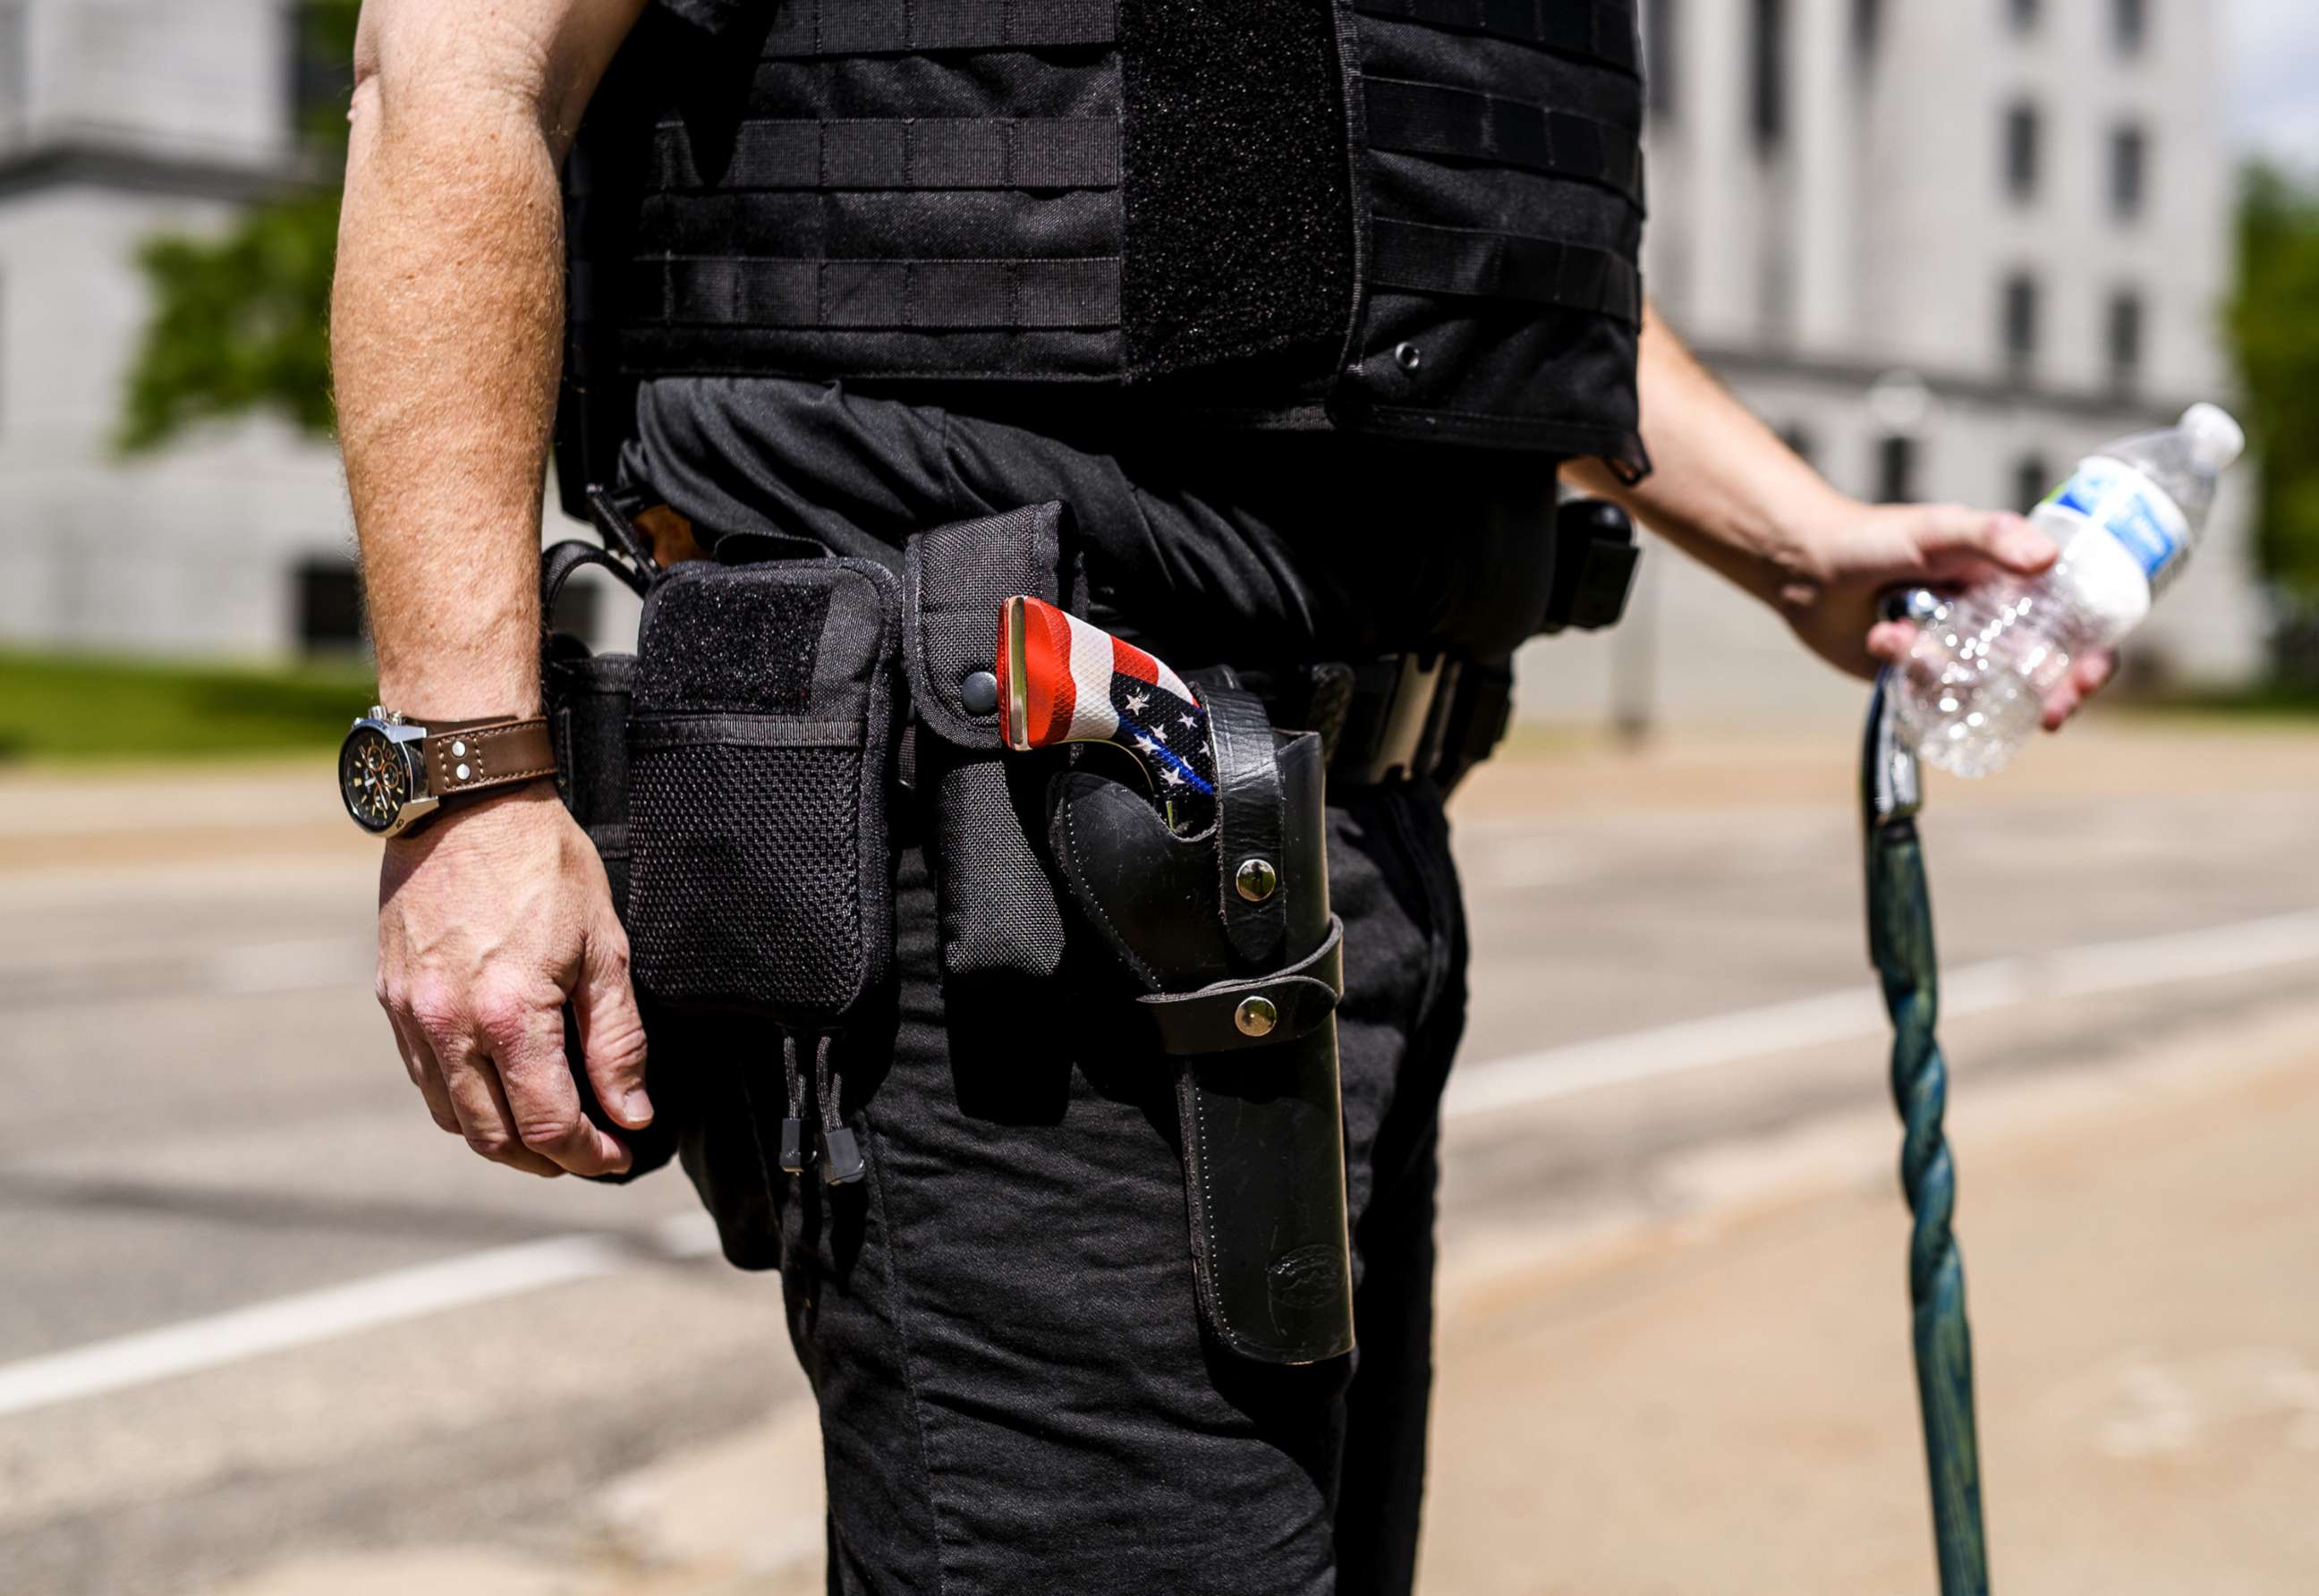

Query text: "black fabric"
[902, 502, 1072, 980]
[643, 783, 1464, 1591]
[616, 378, 1485, 1590]
[624, 376, 1570, 661]
[561, 0, 1650, 469]
[1350, 0, 1643, 73]
[1115, 0, 1353, 378]
[651, 116, 1121, 191]
[1365, 216, 1642, 322]
[1327, 2, 1650, 471]
[1362, 77, 1644, 203]
[625, 559, 902, 1025]
[760, 0, 1121, 55]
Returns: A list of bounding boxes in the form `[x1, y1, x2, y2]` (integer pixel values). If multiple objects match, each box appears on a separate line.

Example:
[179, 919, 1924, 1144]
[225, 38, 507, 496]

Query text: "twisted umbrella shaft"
[1863, 674, 1992, 1596]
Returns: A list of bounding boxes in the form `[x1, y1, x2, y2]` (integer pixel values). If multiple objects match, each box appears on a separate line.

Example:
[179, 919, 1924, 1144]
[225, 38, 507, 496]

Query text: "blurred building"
[0, 0, 2264, 709]
[1525, 0, 2264, 726]
[0, 0, 376, 656]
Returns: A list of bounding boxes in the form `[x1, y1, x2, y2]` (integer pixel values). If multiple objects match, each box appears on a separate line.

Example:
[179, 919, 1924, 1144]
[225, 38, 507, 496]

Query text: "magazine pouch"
[901, 501, 1072, 982]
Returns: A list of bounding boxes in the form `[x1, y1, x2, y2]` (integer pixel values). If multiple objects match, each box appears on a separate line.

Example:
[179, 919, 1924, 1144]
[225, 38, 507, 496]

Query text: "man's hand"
[1780, 500, 2120, 732]
[377, 785, 650, 1177]
[1565, 303, 2115, 734]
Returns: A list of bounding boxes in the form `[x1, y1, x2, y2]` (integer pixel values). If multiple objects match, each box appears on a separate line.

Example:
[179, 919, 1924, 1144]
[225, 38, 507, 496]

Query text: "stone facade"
[1525, 0, 2261, 727]
[0, 1, 2262, 720]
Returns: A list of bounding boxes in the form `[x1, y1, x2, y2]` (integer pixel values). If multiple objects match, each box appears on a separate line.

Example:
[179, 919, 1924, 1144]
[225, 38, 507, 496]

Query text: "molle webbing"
[593, 0, 1132, 380]
[1330, 0, 1649, 470]
[1348, 0, 1642, 72]
[648, 119, 1122, 193]
[1359, 80, 1644, 208]
[1366, 220, 1640, 325]
[758, 0, 1119, 56]
[568, 0, 1648, 465]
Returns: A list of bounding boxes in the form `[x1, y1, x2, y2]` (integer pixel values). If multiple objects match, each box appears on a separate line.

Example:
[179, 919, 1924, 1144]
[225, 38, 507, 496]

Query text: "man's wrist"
[1757, 487, 1864, 613]
[382, 775, 559, 851]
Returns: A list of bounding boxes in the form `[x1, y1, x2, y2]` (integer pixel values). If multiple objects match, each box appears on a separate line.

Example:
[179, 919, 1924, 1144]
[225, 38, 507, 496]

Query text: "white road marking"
[5, 912, 2315, 1419]
[0, 1210, 720, 1421]
[1444, 909, 2319, 1121]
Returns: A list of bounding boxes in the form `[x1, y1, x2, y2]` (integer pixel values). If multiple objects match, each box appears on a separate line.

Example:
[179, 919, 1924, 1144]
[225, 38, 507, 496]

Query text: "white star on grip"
[1124, 690, 1151, 714]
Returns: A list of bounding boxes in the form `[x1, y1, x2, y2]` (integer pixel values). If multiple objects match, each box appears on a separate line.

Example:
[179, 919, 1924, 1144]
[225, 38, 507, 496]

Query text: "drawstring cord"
[813, 1031, 866, 1185]
[778, 1029, 809, 1175]
[772, 1028, 864, 1185]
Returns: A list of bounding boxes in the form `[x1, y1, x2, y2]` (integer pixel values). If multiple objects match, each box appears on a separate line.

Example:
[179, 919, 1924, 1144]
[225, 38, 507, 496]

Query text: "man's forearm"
[333, 20, 579, 720]
[1564, 301, 1855, 610]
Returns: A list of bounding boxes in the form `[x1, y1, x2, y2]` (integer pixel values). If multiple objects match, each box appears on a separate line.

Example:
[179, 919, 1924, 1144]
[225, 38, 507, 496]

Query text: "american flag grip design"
[997, 595, 1216, 827]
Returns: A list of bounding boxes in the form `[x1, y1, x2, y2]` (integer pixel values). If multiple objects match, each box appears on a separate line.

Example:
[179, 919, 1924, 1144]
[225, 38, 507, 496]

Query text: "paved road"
[4, 721, 2317, 1593]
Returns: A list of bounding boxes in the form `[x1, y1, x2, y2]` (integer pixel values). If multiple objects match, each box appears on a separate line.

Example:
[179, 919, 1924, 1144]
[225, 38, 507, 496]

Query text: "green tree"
[2228, 163, 2319, 615]
[115, 3, 355, 454]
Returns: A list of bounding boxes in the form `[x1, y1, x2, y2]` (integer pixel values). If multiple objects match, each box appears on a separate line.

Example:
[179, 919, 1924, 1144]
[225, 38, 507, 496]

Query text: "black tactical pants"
[641, 778, 1467, 1595]
[626, 378, 1527, 1594]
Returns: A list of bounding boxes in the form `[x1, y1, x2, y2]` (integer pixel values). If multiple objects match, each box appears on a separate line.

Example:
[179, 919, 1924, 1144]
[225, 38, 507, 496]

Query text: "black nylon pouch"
[901, 501, 1072, 981]
[625, 556, 901, 1025]
[1048, 691, 1355, 1365]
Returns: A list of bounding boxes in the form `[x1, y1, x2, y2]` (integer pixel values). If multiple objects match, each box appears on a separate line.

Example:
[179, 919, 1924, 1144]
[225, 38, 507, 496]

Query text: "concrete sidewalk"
[200, 989, 2319, 1596]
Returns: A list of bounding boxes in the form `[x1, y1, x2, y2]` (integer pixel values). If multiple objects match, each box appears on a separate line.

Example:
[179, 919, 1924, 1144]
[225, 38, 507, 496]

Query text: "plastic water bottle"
[1896, 403, 2247, 777]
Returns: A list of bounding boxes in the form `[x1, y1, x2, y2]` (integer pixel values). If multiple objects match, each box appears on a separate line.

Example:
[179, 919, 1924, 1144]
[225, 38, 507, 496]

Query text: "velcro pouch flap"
[624, 556, 901, 1026]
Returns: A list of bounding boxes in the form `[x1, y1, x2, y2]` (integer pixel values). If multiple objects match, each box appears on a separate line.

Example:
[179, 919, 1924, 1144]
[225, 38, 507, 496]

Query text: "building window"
[2008, 0, 2040, 32]
[1876, 436, 1918, 505]
[2004, 102, 2042, 200]
[296, 558, 365, 651]
[2015, 455, 2053, 514]
[2113, 0, 2147, 55]
[2001, 272, 2040, 369]
[1750, 0, 1787, 155]
[2111, 124, 2148, 218]
[1645, 0, 1678, 122]
[2107, 290, 2145, 386]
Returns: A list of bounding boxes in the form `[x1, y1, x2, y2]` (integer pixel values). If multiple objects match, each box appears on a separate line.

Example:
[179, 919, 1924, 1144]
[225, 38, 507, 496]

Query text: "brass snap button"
[1235, 857, 1278, 903]
[1236, 996, 1278, 1038]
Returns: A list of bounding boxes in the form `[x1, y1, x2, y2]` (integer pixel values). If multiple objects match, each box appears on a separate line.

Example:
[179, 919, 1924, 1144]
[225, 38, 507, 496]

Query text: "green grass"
[0, 649, 378, 762]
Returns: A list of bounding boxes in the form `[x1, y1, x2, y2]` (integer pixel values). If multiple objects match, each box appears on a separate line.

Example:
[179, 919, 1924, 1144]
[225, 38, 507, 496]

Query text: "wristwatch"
[337, 707, 556, 837]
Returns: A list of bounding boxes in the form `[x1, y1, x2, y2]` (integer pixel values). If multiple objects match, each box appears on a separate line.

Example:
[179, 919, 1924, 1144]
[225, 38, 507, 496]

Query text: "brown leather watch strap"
[420, 717, 556, 801]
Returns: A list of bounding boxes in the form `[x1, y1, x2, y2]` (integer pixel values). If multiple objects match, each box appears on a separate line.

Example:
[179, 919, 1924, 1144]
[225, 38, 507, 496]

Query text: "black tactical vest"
[561, 0, 1648, 490]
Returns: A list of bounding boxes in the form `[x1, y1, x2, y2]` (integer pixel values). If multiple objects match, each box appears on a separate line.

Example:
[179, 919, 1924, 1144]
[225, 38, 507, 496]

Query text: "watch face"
[340, 725, 414, 834]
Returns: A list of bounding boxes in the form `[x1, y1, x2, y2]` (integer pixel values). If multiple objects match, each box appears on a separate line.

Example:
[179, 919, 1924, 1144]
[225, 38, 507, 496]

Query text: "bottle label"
[2045, 459, 2187, 582]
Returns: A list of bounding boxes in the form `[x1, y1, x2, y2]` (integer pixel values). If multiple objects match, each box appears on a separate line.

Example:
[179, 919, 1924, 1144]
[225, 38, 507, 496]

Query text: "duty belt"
[1242, 656, 1514, 793]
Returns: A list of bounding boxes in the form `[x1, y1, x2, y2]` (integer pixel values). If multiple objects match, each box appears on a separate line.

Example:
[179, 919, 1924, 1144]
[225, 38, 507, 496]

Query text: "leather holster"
[1049, 685, 1355, 1365]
